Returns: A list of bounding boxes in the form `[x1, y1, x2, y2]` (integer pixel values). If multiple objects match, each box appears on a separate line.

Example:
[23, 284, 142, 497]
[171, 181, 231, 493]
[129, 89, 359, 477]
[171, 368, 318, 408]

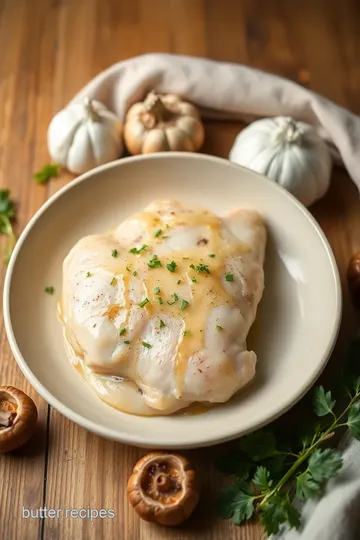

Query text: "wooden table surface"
[1, 1, 360, 539]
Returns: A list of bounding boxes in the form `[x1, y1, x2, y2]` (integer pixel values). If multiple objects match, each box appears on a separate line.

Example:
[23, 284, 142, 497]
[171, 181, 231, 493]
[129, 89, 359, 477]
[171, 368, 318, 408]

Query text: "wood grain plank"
[0, 2, 51, 540]
[1, 1, 360, 540]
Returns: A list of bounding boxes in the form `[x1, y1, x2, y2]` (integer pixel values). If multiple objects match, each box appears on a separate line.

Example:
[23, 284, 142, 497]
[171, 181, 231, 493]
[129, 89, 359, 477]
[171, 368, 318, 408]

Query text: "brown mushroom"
[127, 451, 200, 526]
[348, 252, 360, 310]
[0, 386, 38, 454]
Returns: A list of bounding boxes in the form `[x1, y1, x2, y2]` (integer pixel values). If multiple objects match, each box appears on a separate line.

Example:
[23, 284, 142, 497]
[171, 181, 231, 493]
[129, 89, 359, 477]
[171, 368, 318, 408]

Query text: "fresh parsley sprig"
[0, 189, 16, 264]
[218, 339, 360, 535]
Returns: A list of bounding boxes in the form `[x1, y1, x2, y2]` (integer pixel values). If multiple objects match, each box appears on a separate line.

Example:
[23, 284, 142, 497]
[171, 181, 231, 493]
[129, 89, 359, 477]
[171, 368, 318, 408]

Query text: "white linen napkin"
[71, 52, 360, 190]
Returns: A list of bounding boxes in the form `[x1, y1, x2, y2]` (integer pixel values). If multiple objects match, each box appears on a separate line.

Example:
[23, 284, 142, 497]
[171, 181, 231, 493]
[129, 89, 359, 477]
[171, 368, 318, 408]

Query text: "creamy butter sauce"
[60, 204, 252, 416]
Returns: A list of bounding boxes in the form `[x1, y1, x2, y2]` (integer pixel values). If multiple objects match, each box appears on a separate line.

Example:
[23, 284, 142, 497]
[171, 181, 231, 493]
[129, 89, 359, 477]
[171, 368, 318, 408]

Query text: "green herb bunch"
[0, 189, 16, 263]
[217, 340, 360, 536]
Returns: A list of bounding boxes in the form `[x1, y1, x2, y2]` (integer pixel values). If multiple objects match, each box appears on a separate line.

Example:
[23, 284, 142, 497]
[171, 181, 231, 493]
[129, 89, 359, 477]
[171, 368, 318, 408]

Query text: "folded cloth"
[71, 53, 360, 190]
[271, 434, 360, 540]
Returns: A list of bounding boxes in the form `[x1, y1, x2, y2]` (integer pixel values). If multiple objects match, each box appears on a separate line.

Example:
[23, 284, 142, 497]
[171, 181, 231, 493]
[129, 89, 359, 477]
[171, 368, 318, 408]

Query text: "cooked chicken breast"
[60, 200, 266, 415]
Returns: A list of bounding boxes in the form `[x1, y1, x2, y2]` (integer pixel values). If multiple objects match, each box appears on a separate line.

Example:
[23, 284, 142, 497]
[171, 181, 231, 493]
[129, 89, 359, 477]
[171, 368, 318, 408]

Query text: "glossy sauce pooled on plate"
[59, 200, 266, 415]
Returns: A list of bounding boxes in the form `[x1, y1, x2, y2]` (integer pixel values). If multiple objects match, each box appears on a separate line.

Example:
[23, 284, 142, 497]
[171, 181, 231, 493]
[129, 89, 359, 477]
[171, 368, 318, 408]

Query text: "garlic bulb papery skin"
[229, 117, 332, 207]
[47, 98, 123, 175]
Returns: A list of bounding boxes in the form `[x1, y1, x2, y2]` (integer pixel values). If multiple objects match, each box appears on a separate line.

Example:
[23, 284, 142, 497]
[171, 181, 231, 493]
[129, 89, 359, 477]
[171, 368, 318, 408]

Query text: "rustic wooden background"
[1, 0, 360, 539]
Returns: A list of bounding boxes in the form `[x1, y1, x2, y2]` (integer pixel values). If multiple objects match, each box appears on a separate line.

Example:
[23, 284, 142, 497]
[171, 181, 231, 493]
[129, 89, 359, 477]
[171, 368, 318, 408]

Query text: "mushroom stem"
[154, 473, 172, 493]
[144, 92, 171, 123]
[0, 409, 15, 428]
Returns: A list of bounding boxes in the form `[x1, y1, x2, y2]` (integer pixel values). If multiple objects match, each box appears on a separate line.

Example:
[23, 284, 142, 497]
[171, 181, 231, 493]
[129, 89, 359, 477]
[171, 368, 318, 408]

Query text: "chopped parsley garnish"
[126, 266, 131, 272]
[166, 224, 170, 229]
[166, 261, 177, 273]
[119, 328, 126, 336]
[142, 341, 152, 349]
[167, 293, 179, 305]
[189, 264, 196, 270]
[138, 298, 149, 308]
[177, 279, 181, 284]
[183, 330, 191, 336]
[159, 319, 166, 328]
[208, 253, 215, 258]
[216, 325, 223, 331]
[158, 297, 163, 305]
[153, 229, 162, 238]
[124, 340, 131, 345]
[196, 263, 210, 274]
[182, 257, 189, 260]
[86, 271, 91, 278]
[225, 273, 234, 282]
[133, 271, 138, 277]
[111, 249, 118, 258]
[148, 255, 162, 269]
[110, 277, 117, 286]
[0, 189, 16, 263]
[154, 287, 161, 294]
[45, 286, 54, 295]
[162, 236, 169, 239]
[129, 244, 148, 254]
[180, 299, 189, 311]
[33, 163, 60, 184]
[191, 277, 197, 283]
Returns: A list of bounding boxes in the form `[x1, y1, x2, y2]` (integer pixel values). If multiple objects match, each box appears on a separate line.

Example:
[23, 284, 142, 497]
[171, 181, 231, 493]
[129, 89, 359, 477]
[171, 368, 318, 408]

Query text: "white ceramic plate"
[3, 153, 341, 448]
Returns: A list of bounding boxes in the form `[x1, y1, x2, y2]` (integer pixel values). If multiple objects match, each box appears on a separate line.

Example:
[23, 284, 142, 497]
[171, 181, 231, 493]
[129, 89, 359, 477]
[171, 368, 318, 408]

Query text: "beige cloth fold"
[71, 53, 360, 187]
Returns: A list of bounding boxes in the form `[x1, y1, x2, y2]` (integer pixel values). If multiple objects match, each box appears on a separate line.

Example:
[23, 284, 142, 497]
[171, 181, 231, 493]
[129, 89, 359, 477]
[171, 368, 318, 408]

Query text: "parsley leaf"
[308, 449, 343, 482]
[159, 319, 166, 328]
[260, 494, 292, 535]
[111, 249, 118, 258]
[153, 229, 162, 238]
[166, 261, 177, 272]
[119, 328, 126, 336]
[142, 341, 152, 349]
[154, 287, 161, 294]
[86, 271, 91, 278]
[0, 189, 16, 263]
[216, 325, 223, 331]
[45, 286, 55, 294]
[253, 466, 273, 492]
[296, 472, 321, 500]
[196, 263, 210, 274]
[239, 430, 277, 461]
[129, 244, 148, 254]
[225, 273, 234, 282]
[33, 163, 60, 184]
[167, 293, 179, 305]
[180, 299, 189, 311]
[314, 386, 336, 417]
[148, 255, 162, 268]
[215, 451, 252, 478]
[218, 480, 254, 524]
[138, 298, 149, 308]
[347, 402, 360, 439]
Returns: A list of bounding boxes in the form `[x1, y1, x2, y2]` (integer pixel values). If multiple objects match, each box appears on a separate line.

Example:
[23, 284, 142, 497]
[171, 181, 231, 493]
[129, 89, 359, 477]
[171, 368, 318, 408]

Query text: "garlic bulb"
[47, 99, 123, 174]
[229, 117, 332, 207]
[124, 91, 204, 154]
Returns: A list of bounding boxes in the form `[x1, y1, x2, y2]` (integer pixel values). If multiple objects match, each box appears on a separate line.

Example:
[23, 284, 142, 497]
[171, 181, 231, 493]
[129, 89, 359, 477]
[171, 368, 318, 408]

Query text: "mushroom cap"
[127, 451, 200, 526]
[0, 386, 38, 454]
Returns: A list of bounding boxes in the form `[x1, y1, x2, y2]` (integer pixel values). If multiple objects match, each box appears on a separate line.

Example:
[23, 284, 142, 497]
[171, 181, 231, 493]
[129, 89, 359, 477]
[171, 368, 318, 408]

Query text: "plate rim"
[3, 152, 342, 448]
